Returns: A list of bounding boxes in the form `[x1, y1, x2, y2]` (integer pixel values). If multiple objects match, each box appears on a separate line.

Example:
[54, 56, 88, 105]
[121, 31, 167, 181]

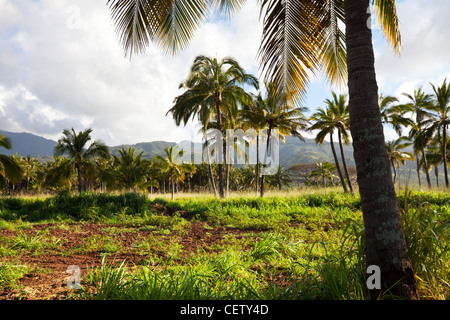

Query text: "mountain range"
[0, 130, 355, 168]
[1, 130, 436, 186]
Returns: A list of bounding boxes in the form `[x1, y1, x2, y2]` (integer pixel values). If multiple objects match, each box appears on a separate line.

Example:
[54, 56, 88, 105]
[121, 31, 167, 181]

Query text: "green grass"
[0, 188, 448, 300]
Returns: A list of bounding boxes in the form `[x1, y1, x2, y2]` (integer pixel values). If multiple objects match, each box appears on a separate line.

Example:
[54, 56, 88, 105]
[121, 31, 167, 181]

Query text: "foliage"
[0, 190, 448, 299]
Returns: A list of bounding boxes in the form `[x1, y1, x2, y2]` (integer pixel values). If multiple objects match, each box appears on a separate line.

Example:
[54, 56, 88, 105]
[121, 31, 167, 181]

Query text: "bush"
[0, 192, 150, 222]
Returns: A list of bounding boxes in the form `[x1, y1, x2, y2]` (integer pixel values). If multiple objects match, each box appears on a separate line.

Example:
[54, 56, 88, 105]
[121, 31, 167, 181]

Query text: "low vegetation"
[0, 189, 448, 300]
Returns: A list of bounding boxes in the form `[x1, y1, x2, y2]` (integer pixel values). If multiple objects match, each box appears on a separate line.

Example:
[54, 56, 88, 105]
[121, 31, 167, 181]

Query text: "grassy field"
[0, 188, 448, 300]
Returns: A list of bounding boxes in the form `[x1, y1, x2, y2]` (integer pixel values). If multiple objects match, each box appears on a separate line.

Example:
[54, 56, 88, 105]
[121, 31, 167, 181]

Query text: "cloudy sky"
[0, 0, 449, 147]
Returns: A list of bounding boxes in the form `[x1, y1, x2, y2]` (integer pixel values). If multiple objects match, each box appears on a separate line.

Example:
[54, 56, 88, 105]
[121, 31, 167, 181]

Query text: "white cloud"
[374, 0, 450, 94]
[0, 0, 262, 146]
[0, 0, 448, 149]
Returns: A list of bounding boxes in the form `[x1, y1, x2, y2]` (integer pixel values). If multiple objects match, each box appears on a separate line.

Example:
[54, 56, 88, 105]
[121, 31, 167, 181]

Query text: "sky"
[0, 0, 449, 147]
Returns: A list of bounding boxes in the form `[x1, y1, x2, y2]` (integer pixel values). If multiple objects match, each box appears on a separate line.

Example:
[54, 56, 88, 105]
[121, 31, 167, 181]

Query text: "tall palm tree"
[107, 0, 418, 299]
[385, 137, 414, 185]
[309, 91, 353, 194]
[54, 128, 110, 193]
[154, 145, 188, 200]
[239, 91, 270, 194]
[402, 87, 435, 188]
[0, 135, 23, 190]
[167, 55, 258, 198]
[254, 82, 309, 197]
[429, 78, 450, 188]
[379, 94, 414, 136]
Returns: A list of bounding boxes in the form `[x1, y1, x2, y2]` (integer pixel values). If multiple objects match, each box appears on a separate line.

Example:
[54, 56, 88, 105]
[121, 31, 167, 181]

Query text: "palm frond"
[0, 135, 12, 150]
[258, 0, 326, 103]
[157, 0, 211, 55]
[373, 0, 401, 54]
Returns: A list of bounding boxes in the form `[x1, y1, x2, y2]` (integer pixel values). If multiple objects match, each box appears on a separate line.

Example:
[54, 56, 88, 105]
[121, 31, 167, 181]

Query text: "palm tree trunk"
[415, 153, 421, 187]
[255, 135, 259, 195]
[338, 128, 354, 194]
[215, 96, 225, 198]
[260, 127, 272, 198]
[443, 125, 449, 187]
[435, 165, 439, 187]
[344, 0, 418, 300]
[330, 133, 348, 193]
[422, 151, 431, 188]
[205, 138, 218, 197]
[171, 169, 174, 200]
[76, 164, 83, 193]
[391, 160, 397, 185]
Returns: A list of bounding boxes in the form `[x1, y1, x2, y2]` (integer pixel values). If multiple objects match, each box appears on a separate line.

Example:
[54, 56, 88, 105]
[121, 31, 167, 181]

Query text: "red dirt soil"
[0, 218, 259, 300]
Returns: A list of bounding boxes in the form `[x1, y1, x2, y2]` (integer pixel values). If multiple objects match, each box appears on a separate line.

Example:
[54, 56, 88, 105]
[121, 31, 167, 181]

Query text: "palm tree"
[106, 147, 151, 191]
[379, 94, 414, 136]
[268, 165, 291, 191]
[154, 145, 189, 200]
[254, 82, 309, 197]
[54, 128, 110, 193]
[167, 55, 258, 198]
[309, 92, 353, 194]
[42, 156, 74, 191]
[309, 162, 337, 189]
[108, 0, 418, 299]
[429, 78, 450, 188]
[239, 96, 266, 194]
[17, 155, 40, 194]
[385, 137, 414, 185]
[425, 136, 444, 188]
[0, 135, 23, 191]
[402, 87, 435, 188]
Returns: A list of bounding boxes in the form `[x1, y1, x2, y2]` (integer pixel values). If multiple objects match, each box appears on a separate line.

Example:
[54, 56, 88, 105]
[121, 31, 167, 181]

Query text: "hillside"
[0, 130, 355, 168]
[0, 130, 56, 158]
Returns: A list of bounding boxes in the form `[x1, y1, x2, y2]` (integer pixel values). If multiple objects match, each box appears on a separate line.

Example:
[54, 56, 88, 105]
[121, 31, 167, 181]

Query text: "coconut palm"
[385, 137, 414, 185]
[267, 165, 291, 191]
[239, 95, 266, 194]
[16, 155, 41, 194]
[54, 128, 110, 193]
[425, 136, 445, 187]
[309, 97, 347, 193]
[42, 156, 75, 191]
[0, 135, 23, 190]
[166, 55, 258, 198]
[154, 145, 191, 200]
[429, 78, 450, 188]
[254, 82, 309, 197]
[309, 162, 337, 189]
[402, 87, 435, 188]
[107, 0, 418, 299]
[105, 147, 151, 191]
[309, 91, 353, 194]
[380, 94, 414, 136]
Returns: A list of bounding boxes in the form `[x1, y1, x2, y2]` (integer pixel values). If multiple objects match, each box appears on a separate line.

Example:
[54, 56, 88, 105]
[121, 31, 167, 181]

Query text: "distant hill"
[0, 130, 57, 158]
[110, 141, 176, 160]
[0, 130, 355, 169]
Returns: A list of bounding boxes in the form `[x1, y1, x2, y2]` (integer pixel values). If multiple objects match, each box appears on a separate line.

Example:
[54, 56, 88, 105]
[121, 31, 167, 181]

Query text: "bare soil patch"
[0, 218, 261, 300]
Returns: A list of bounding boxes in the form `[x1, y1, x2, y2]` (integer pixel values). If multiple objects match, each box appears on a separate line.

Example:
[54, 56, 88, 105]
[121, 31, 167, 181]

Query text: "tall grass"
[399, 190, 450, 299]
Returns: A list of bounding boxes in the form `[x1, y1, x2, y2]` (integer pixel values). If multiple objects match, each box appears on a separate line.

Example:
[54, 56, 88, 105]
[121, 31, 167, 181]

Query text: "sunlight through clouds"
[0, 0, 448, 147]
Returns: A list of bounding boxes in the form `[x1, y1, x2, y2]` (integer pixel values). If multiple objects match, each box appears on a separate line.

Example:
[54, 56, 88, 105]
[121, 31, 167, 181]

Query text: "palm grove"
[1, 0, 448, 299]
[3, 77, 449, 197]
